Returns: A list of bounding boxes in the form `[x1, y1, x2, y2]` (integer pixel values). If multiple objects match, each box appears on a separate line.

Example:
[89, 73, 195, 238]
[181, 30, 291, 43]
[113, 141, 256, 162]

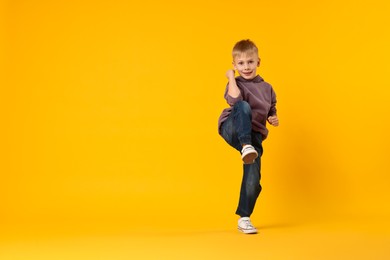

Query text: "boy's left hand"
[267, 116, 279, 126]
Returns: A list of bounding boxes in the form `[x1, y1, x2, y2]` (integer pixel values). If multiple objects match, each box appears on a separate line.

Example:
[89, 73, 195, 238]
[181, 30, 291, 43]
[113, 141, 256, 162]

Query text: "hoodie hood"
[236, 75, 264, 83]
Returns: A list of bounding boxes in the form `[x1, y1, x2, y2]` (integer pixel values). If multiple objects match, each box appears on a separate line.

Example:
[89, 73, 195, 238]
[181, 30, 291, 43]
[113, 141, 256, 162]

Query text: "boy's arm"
[226, 69, 240, 98]
[267, 87, 279, 126]
[224, 69, 243, 106]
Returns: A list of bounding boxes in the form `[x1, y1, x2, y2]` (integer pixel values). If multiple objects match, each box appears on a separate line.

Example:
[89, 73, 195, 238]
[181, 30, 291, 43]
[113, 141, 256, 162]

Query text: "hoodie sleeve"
[268, 87, 277, 117]
[224, 84, 243, 106]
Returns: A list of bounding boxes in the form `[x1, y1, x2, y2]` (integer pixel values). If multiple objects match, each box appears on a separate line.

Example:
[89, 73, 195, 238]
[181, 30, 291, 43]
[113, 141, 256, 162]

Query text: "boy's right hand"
[226, 69, 240, 98]
[226, 69, 235, 80]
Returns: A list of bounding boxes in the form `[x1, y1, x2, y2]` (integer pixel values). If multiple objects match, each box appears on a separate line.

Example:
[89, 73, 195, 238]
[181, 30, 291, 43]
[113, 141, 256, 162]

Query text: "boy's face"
[233, 52, 260, 80]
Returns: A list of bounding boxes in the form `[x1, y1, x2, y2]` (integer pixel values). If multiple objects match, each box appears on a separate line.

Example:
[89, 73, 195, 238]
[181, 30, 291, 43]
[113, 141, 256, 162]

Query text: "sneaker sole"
[238, 227, 258, 234]
[242, 152, 258, 164]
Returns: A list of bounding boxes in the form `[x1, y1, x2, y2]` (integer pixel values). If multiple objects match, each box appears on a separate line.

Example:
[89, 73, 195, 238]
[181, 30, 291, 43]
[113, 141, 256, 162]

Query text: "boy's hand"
[226, 69, 235, 80]
[267, 116, 279, 126]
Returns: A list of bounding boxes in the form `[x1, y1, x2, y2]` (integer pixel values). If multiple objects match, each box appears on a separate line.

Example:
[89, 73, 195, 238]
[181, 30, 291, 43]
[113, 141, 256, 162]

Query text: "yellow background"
[1, 0, 390, 259]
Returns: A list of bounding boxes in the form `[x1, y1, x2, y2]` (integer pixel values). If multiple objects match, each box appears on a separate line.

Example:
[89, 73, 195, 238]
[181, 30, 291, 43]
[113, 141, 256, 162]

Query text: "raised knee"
[235, 101, 251, 114]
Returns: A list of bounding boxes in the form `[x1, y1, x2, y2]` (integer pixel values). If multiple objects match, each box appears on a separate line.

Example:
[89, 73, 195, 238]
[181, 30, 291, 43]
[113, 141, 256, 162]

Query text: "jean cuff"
[238, 135, 252, 147]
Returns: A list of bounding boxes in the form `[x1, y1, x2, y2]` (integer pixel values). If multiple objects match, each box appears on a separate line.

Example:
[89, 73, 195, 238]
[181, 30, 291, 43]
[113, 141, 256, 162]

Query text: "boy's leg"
[220, 101, 258, 163]
[235, 132, 263, 218]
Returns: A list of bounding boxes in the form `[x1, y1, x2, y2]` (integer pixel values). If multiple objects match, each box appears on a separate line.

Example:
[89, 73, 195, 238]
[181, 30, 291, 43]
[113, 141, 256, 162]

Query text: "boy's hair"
[232, 39, 259, 59]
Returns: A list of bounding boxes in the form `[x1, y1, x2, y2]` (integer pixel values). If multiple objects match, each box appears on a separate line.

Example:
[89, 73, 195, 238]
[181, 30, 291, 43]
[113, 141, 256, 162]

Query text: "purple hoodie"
[218, 75, 277, 140]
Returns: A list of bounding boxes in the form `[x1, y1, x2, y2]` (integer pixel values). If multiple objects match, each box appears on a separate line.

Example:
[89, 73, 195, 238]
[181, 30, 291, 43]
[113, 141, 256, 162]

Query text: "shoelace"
[242, 219, 254, 229]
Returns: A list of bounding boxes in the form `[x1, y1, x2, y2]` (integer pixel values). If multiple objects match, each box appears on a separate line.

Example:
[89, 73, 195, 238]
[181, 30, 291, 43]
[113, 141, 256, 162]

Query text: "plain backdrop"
[1, 0, 390, 237]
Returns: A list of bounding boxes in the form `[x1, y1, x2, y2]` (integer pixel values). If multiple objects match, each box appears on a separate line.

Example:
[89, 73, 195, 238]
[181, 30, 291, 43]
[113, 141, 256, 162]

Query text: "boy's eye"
[238, 62, 243, 65]
[248, 60, 254, 64]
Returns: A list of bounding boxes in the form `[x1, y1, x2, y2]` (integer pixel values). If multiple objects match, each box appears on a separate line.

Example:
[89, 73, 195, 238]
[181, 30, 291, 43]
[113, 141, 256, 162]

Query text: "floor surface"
[1, 218, 389, 259]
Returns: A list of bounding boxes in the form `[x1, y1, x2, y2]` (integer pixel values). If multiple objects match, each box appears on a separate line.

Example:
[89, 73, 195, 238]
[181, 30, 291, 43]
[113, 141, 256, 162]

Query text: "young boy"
[218, 39, 279, 234]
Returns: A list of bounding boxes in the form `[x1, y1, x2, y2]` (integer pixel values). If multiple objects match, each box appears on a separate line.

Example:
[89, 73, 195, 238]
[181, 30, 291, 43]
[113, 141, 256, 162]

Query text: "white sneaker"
[241, 145, 258, 164]
[238, 217, 258, 234]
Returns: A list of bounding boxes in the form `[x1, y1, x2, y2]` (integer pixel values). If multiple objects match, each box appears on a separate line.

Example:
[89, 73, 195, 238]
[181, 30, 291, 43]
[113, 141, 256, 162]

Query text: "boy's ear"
[257, 59, 261, 67]
[232, 61, 237, 70]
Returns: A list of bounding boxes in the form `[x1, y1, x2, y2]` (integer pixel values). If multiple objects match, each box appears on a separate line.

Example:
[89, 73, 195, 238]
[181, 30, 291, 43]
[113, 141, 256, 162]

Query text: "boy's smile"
[233, 52, 260, 80]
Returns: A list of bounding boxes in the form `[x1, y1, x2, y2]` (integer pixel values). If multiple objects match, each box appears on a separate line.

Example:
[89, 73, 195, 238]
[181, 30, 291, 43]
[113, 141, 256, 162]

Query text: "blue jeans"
[220, 101, 263, 217]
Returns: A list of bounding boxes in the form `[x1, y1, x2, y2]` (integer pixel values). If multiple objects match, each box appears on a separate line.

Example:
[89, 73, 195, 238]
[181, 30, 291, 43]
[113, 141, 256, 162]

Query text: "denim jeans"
[220, 101, 263, 217]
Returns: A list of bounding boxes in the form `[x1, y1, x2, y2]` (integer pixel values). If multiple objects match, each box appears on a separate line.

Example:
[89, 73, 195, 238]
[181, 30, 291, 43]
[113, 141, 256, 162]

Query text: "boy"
[218, 39, 279, 234]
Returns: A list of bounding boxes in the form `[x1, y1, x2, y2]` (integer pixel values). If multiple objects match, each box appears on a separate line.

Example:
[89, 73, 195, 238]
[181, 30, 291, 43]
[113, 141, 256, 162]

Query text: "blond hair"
[232, 39, 259, 59]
